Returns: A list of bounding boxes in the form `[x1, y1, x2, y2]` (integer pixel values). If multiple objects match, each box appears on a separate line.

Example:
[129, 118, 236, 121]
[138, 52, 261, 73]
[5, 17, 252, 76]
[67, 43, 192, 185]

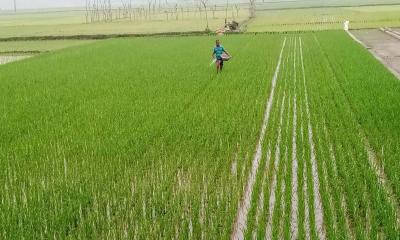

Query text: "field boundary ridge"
[0, 31, 212, 42]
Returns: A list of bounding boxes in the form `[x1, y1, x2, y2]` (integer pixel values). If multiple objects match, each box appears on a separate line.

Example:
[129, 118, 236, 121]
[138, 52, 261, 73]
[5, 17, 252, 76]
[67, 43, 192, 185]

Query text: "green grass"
[1, 31, 399, 238]
[0, 34, 283, 239]
[314, 30, 400, 204]
[248, 5, 400, 32]
[303, 31, 399, 238]
[230, 32, 399, 239]
[0, 40, 97, 52]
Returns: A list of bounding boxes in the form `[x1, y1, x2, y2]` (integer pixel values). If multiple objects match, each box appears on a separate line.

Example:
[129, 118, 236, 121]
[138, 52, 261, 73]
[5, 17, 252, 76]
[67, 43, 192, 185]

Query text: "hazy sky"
[0, 0, 149, 10]
[0, 0, 82, 10]
[0, 0, 233, 10]
[2, 0, 398, 10]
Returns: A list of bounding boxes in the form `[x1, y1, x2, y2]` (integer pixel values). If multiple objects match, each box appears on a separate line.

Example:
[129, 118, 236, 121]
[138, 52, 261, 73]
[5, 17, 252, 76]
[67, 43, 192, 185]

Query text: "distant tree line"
[85, 0, 243, 23]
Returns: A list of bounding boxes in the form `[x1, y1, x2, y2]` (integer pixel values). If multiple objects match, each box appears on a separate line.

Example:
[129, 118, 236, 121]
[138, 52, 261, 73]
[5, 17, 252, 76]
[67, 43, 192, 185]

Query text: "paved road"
[351, 29, 400, 79]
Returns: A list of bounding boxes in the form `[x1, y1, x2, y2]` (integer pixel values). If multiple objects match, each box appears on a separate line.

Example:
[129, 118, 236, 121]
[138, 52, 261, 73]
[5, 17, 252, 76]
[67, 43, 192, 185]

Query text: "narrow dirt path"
[231, 37, 287, 240]
[299, 37, 326, 240]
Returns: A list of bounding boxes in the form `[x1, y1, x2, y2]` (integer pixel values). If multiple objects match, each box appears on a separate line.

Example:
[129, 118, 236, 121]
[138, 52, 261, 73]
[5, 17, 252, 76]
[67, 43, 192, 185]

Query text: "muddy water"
[0, 55, 30, 65]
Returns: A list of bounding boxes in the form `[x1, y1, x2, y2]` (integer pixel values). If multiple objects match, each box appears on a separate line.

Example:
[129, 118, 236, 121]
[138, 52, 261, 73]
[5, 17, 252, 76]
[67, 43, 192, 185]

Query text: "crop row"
[315, 30, 400, 203]
[1, 31, 398, 239]
[302, 32, 398, 238]
[0, 35, 288, 238]
[233, 32, 399, 239]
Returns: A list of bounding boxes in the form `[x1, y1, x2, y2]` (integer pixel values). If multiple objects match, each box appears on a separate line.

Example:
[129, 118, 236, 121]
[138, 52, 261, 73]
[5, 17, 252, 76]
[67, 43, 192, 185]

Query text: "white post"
[344, 20, 349, 31]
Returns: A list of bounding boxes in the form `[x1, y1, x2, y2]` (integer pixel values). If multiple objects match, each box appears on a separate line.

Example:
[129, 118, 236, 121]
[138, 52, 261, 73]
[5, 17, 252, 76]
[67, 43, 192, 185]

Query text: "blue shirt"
[213, 45, 225, 58]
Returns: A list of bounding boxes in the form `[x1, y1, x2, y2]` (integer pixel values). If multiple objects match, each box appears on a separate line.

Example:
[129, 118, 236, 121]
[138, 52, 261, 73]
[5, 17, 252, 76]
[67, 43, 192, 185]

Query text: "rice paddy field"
[1, 1, 399, 39]
[247, 5, 400, 32]
[1, 31, 399, 239]
[0, 8, 248, 38]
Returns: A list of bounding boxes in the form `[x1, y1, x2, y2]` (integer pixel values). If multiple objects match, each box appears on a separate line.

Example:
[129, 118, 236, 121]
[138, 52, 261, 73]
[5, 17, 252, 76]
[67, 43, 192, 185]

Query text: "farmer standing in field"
[212, 39, 231, 74]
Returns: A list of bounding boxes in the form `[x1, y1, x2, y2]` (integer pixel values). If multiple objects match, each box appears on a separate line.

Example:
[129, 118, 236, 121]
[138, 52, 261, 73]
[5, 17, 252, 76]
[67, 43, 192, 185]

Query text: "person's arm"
[212, 48, 216, 59]
[223, 47, 230, 56]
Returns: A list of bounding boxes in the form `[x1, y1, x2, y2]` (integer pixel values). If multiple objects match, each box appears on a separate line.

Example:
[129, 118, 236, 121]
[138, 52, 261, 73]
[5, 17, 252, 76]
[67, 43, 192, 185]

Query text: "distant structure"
[344, 20, 349, 31]
[216, 20, 239, 35]
[225, 20, 239, 31]
[14, 0, 17, 12]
